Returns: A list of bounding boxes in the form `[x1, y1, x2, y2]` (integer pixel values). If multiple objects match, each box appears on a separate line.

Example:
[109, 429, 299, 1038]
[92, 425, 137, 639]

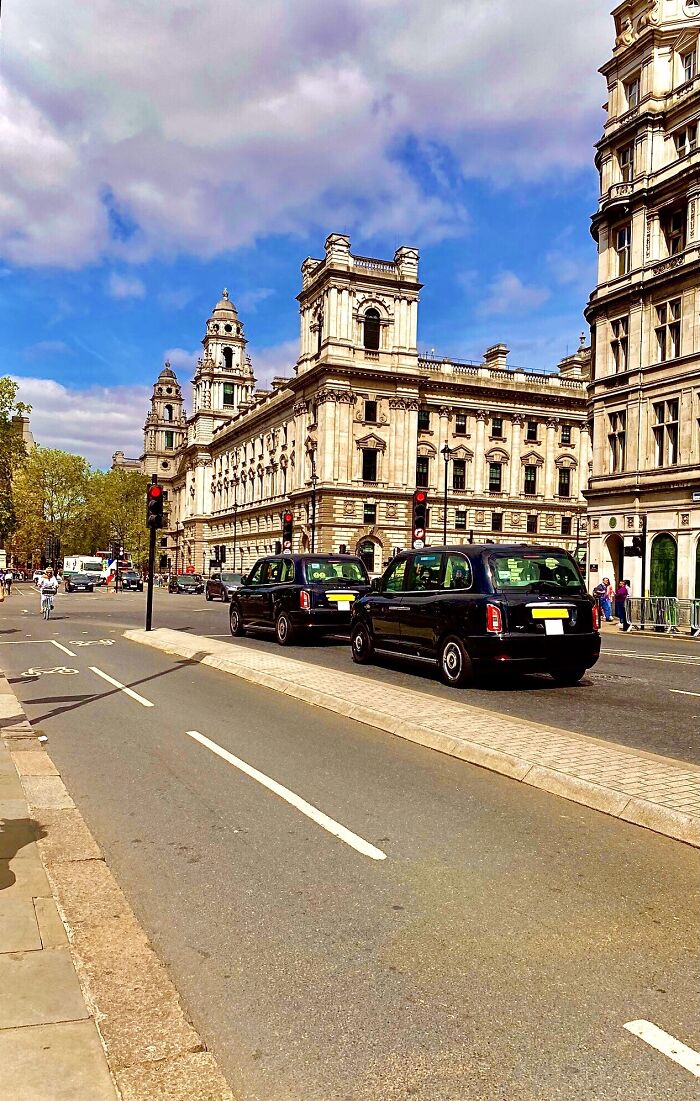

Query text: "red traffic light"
[415, 491, 426, 502]
[283, 511, 293, 522]
[148, 485, 163, 498]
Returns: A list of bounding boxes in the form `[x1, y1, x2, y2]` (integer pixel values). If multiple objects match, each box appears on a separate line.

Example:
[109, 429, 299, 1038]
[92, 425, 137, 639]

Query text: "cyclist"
[37, 568, 59, 617]
[4, 568, 13, 596]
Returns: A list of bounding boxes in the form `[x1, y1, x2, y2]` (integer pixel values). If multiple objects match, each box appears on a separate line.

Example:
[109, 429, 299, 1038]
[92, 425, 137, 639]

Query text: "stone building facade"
[586, 0, 700, 598]
[139, 234, 591, 576]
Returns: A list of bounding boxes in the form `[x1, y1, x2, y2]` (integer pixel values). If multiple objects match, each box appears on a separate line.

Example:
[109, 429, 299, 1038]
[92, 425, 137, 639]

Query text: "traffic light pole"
[640, 513, 647, 630]
[145, 522, 156, 631]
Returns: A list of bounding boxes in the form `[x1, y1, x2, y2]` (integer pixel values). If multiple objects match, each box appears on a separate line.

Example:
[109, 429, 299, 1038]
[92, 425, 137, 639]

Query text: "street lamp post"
[232, 500, 239, 575]
[441, 444, 453, 545]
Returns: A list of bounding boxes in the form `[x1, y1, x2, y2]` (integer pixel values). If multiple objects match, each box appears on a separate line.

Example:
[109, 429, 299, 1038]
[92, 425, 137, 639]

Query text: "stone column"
[578, 422, 591, 498]
[544, 419, 558, 498]
[404, 401, 419, 488]
[509, 415, 523, 497]
[474, 411, 487, 494]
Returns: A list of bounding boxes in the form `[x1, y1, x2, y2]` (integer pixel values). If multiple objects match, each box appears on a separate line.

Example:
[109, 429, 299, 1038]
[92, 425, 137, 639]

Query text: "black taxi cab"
[349, 544, 600, 687]
[229, 554, 371, 645]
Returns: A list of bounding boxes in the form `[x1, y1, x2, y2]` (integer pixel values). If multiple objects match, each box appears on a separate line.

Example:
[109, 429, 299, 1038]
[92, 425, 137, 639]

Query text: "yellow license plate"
[532, 608, 568, 620]
[328, 593, 356, 602]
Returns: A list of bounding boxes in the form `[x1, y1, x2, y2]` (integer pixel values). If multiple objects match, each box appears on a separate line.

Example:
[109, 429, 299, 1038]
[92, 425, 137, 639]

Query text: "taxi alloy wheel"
[229, 603, 245, 637]
[438, 636, 472, 688]
[275, 612, 296, 646]
[550, 665, 587, 686]
[351, 622, 374, 665]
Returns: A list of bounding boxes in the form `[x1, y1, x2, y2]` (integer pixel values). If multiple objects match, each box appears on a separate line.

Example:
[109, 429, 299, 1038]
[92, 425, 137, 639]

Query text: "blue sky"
[2, 1, 612, 467]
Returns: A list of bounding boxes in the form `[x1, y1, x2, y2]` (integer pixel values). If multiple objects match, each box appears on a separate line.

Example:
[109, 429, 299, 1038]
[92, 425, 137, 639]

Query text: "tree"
[0, 377, 31, 543]
[12, 447, 92, 561]
[101, 468, 150, 568]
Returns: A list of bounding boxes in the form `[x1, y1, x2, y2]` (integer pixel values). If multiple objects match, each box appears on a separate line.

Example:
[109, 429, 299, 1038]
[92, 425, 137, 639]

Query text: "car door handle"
[388, 604, 405, 611]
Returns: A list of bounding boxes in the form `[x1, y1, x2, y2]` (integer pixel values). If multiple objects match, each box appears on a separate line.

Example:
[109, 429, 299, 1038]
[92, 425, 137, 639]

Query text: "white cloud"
[163, 347, 199, 375]
[249, 339, 299, 389]
[12, 375, 149, 469]
[107, 272, 145, 299]
[479, 271, 550, 317]
[0, 0, 610, 268]
[237, 287, 275, 313]
[22, 340, 69, 360]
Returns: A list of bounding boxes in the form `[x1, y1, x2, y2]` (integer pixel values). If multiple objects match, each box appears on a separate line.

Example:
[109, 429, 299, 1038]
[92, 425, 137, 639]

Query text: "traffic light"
[146, 483, 164, 528]
[631, 534, 644, 557]
[219, 545, 226, 563]
[282, 511, 293, 552]
[412, 490, 428, 548]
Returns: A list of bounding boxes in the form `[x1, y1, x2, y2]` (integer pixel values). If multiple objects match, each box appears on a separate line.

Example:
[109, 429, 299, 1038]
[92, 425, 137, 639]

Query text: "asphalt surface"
[1, 585, 699, 1101]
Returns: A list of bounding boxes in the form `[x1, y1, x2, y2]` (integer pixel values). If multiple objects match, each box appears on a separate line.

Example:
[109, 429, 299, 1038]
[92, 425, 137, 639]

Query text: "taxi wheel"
[275, 612, 296, 646]
[438, 636, 472, 688]
[205, 589, 212, 601]
[550, 665, 587, 686]
[229, 603, 245, 637]
[350, 622, 375, 665]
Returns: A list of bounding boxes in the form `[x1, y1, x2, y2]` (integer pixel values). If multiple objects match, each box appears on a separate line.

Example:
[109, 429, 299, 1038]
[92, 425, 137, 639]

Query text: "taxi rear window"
[489, 552, 584, 593]
[304, 559, 367, 583]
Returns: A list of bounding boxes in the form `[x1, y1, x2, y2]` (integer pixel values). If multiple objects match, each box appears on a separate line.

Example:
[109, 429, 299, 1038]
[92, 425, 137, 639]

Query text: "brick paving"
[126, 628, 700, 847]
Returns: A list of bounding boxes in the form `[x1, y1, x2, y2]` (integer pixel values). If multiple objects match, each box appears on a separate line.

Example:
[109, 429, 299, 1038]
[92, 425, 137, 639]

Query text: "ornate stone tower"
[191, 289, 256, 443]
[586, 0, 700, 599]
[142, 363, 186, 481]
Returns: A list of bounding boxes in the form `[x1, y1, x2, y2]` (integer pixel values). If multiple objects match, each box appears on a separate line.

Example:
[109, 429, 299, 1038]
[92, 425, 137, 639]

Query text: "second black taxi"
[229, 553, 371, 644]
[350, 543, 600, 687]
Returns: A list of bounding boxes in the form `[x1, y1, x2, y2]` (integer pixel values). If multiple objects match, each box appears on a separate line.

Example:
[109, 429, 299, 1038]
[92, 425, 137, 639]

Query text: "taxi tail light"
[592, 604, 601, 631]
[486, 604, 502, 634]
[300, 590, 311, 610]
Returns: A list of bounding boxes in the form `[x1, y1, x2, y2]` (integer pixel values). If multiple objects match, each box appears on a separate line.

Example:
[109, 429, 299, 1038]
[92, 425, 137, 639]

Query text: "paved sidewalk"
[127, 627, 700, 848]
[0, 682, 118, 1101]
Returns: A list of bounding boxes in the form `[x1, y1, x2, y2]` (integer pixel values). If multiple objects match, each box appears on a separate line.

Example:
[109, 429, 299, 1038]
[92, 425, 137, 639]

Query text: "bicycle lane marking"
[89, 666, 154, 708]
[623, 1020, 700, 1078]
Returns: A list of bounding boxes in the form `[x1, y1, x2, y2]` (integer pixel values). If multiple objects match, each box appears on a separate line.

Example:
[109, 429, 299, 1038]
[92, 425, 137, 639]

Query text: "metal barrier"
[626, 596, 700, 636]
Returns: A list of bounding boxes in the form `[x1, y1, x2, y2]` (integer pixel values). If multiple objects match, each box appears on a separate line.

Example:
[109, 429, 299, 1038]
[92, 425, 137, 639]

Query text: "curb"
[0, 674, 235, 1101]
[125, 628, 700, 850]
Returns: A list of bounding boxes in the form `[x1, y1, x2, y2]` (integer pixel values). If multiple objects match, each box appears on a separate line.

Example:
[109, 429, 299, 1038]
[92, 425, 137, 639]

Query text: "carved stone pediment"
[555, 454, 578, 468]
[417, 441, 437, 458]
[520, 450, 545, 466]
[355, 431, 386, 452]
[485, 446, 508, 463]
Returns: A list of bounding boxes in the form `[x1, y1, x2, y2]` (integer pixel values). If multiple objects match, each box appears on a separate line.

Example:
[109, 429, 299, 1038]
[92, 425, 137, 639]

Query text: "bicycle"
[41, 592, 55, 620]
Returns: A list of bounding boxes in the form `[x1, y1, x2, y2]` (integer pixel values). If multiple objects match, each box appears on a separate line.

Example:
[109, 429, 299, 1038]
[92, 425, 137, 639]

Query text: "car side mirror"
[370, 577, 381, 592]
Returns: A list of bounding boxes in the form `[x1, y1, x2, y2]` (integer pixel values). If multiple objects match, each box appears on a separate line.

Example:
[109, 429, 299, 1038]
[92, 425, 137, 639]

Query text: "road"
[1, 585, 699, 1100]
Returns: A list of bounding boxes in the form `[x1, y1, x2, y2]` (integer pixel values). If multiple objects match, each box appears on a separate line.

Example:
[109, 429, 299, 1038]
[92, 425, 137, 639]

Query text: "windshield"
[304, 559, 368, 583]
[489, 551, 584, 595]
[221, 573, 242, 584]
[80, 559, 103, 573]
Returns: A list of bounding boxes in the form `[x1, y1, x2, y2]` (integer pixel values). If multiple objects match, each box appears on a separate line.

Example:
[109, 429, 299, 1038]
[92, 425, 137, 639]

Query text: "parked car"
[350, 544, 601, 688]
[63, 570, 95, 593]
[205, 571, 244, 602]
[168, 573, 204, 595]
[119, 570, 143, 592]
[229, 554, 371, 645]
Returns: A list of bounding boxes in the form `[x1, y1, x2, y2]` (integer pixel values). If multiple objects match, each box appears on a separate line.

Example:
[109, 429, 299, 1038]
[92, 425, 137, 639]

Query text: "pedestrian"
[4, 567, 13, 596]
[593, 576, 613, 621]
[615, 578, 631, 631]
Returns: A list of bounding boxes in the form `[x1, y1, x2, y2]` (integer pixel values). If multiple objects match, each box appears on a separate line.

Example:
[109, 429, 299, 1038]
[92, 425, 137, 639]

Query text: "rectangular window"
[415, 455, 429, 488]
[652, 398, 680, 467]
[362, 449, 378, 483]
[363, 502, 377, 524]
[455, 412, 467, 436]
[223, 382, 235, 406]
[488, 462, 502, 493]
[455, 509, 467, 531]
[618, 142, 634, 183]
[491, 416, 503, 438]
[524, 465, 537, 495]
[674, 124, 698, 157]
[364, 400, 377, 423]
[558, 467, 571, 498]
[164, 430, 174, 450]
[417, 408, 431, 432]
[160, 537, 168, 547]
[655, 298, 682, 362]
[615, 223, 631, 276]
[560, 424, 572, 445]
[625, 74, 640, 110]
[526, 420, 538, 442]
[492, 511, 503, 533]
[610, 315, 629, 372]
[683, 48, 697, 83]
[662, 207, 686, 256]
[561, 516, 573, 536]
[608, 411, 626, 473]
[526, 514, 538, 535]
[452, 458, 466, 490]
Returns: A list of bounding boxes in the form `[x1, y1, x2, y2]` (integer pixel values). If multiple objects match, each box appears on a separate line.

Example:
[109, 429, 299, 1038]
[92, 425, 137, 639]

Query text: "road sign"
[413, 539, 425, 549]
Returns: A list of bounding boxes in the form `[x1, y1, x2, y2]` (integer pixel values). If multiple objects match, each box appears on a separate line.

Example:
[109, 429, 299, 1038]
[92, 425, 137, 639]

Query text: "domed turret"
[192, 289, 256, 432]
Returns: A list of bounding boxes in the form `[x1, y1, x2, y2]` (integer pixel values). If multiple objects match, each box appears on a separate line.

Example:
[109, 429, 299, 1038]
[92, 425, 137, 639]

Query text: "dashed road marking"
[51, 639, 77, 657]
[669, 689, 700, 698]
[89, 666, 154, 708]
[185, 729, 387, 862]
[624, 1020, 700, 1078]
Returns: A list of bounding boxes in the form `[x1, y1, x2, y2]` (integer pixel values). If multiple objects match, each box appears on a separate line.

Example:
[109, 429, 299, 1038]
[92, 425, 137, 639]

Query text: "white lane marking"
[51, 639, 77, 657]
[20, 667, 78, 678]
[70, 639, 114, 647]
[624, 1020, 700, 1078]
[602, 649, 700, 667]
[185, 729, 386, 862]
[669, 689, 700, 698]
[89, 666, 154, 708]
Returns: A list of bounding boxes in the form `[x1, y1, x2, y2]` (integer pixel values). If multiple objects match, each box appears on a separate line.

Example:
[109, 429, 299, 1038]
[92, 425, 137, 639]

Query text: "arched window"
[363, 308, 380, 351]
[359, 539, 376, 573]
[164, 404, 173, 422]
[650, 533, 677, 597]
[223, 347, 233, 370]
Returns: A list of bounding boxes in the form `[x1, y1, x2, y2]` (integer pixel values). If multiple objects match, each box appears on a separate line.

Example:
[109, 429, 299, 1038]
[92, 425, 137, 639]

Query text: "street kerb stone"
[47, 859, 130, 926]
[620, 797, 700, 847]
[98, 994, 204, 1071]
[523, 765, 632, 816]
[115, 1050, 235, 1101]
[450, 739, 533, 781]
[10, 749, 60, 777]
[35, 808, 103, 864]
[21, 775, 75, 811]
[0, 1019, 118, 1101]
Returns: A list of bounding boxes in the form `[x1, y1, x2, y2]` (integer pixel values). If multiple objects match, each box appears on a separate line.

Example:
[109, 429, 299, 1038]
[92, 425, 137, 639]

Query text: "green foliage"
[0, 377, 31, 542]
